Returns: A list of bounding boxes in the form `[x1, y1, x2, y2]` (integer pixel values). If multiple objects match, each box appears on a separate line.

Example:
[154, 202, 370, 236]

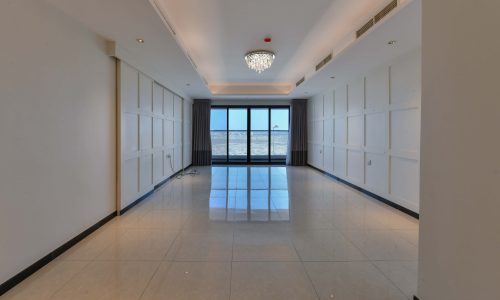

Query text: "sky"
[210, 108, 289, 131]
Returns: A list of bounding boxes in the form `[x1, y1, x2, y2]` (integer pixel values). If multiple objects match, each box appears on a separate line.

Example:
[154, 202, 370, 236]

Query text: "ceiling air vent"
[315, 53, 333, 71]
[296, 77, 305, 87]
[374, 0, 398, 23]
[356, 19, 374, 38]
[356, 0, 398, 38]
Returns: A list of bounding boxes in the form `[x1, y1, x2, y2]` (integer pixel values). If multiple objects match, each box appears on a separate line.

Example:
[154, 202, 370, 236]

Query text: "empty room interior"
[0, 0, 498, 299]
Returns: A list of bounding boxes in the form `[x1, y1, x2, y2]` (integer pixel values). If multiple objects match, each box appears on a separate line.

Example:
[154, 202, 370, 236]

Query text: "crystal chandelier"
[244, 50, 275, 73]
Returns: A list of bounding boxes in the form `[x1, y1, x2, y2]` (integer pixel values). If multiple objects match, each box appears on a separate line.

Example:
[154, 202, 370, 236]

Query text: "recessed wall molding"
[117, 61, 192, 211]
[307, 48, 421, 213]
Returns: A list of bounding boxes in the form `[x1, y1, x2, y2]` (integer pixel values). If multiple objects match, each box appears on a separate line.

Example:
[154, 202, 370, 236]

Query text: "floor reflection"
[209, 166, 290, 221]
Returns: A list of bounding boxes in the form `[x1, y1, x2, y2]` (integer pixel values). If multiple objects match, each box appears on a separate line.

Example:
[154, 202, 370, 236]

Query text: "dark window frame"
[210, 105, 290, 165]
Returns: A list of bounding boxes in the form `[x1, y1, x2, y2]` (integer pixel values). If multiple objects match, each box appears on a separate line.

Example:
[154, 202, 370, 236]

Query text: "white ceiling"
[152, 0, 333, 83]
[46, 0, 420, 100]
[293, 0, 421, 99]
[153, 0, 409, 95]
[46, 0, 210, 99]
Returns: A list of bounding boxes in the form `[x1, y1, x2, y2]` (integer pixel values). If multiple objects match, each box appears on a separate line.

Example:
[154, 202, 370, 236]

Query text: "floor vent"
[315, 53, 333, 71]
[356, 19, 374, 38]
[296, 77, 305, 87]
[375, 0, 398, 23]
[356, 0, 398, 38]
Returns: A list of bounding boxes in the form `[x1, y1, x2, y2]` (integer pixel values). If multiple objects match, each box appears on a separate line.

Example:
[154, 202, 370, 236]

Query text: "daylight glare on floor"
[3, 166, 418, 300]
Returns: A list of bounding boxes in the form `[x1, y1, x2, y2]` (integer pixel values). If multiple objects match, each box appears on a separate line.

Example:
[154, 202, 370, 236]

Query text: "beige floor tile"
[1, 261, 88, 300]
[304, 261, 408, 300]
[141, 262, 230, 300]
[110, 207, 151, 229]
[329, 211, 371, 229]
[166, 232, 233, 261]
[233, 230, 299, 261]
[97, 229, 178, 261]
[230, 262, 318, 300]
[136, 210, 189, 230]
[374, 260, 418, 298]
[4, 166, 419, 299]
[50, 261, 159, 300]
[233, 222, 290, 232]
[341, 229, 418, 261]
[58, 226, 123, 261]
[369, 210, 420, 230]
[291, 229, 366, 261]
[182, 210, 235, 234]
[289, 210, 335, 230]
[396, 229, 419, 247]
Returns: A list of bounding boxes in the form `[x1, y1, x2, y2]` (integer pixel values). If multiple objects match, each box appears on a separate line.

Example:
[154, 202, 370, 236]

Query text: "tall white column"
[419, 0, 500, 299]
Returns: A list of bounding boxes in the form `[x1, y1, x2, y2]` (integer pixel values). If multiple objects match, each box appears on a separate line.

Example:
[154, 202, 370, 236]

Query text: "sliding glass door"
[210, 108, 227, 162]
[271, 108, 290, 162]
[228, 108, 248, 162]
[250, 108, 269, 162]
[211, 106, 289, 164]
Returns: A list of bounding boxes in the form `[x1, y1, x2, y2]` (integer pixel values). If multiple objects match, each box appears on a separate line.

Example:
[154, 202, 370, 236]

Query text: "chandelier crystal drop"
[244, 50, 275, 73]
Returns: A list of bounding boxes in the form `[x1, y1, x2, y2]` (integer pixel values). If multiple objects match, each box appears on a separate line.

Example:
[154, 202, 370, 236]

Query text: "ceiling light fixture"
[244, 50, 275, 74]
[136, 38, 144, 43]
[387, 40, 397, 45]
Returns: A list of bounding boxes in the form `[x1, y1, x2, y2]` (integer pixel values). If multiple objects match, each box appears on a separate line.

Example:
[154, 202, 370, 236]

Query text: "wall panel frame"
[118, 61, 189, 212]
[307, 49, 421, 213]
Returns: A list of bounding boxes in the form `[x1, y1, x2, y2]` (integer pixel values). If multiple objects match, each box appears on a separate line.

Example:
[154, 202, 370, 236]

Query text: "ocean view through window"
[270, 108, 289, 162]
[210, 106, 289, 163]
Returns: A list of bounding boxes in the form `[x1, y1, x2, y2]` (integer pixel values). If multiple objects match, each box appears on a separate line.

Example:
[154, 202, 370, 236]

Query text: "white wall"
[418, 0, 500, 299]
[0, 0, 116, 284]
[307, 49, 421, 212]
[118, 61, 192, 210]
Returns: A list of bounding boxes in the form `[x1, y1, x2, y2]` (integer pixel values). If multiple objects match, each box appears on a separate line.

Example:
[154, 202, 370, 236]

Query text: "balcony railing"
[210, 130, 289, 162]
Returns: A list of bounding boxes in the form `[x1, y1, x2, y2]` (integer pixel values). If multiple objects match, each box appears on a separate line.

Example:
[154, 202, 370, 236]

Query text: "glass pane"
[209, 189, 227, 220]
[270, 190, 290, 221]
[210, 108, 227, 162]
[250, 108, 269, 162]
[228, 167, 247, 189]
[250, 190, 269, 221]
[227, 190, 248, 221]
[250, 167, 269, 189]
[208, 166, 290, 222]
[228, 108, 247, 162]
[211, 166, 228, 189]
[271, 108, 289, 161]
[270, 167, 288, 189]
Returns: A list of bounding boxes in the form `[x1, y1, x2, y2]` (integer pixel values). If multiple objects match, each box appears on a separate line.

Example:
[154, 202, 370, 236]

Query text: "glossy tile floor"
[2, 166, 419, 300]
